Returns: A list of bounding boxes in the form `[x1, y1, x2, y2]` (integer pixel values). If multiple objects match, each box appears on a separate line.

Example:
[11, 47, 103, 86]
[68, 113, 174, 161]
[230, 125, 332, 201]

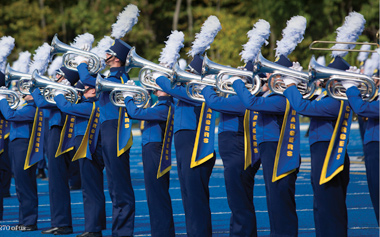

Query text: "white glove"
[197, 84, 206, 91]
[122, 91, 136, 98]
[237, 66, 247, 70]
[74, 56, 88, 65]
[0, 94, 6, 100]
[54, 89, 66, 96]
[283, 76, 301, 86]
[341, 80, 360, 90]
[346, 66, 360, 74]
[225, 76, 246, 84]
[125, 80, 136, 86]
[291, 62, 303, 71]
[59, 78, 71, 86]
[151, 72, 166, 80]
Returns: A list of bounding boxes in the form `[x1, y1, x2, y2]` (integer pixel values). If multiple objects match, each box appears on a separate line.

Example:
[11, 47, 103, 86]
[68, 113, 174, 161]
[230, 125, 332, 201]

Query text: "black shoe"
[54, 226, 73, 235]
[70, 185, 81, 191]
[37, 169, 47, 179]
[11, 224, 24, 231]
[22, 224, 37, 231]
[42, 227, 60, 234]
[76, 231, 102, 237]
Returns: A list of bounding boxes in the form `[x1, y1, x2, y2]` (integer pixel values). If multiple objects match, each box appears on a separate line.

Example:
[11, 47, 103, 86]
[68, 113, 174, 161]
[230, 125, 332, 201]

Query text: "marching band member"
[229, 16, 308, 236]
[343, 63, 379, 224]
[124, 86, 175, 237]
[199, 19, 270, 236]
[31, 47, 79, 234]
[75, 6, 140, 236]
[155, 16, 221, 236]
[54, 80, 106, 237]
[0, 83, 37, 231]
[0, 37, 15, 200]
[283, 12, 366, 236]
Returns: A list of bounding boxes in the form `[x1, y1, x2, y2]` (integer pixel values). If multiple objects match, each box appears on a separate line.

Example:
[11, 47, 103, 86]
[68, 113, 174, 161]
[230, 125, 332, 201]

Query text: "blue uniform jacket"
[0, 99, 36, 141]
[156, 76, 202, 133]
[346, 87, 379, 144]
[77, 63, 130, 124]
[202, 86, 245, 134]
[54, 95, 96, 138]
[32, 89, 64, 129]
[125, 95, 173, 146]
[284, 85, 341, 146]
[232, 79, 286, 144]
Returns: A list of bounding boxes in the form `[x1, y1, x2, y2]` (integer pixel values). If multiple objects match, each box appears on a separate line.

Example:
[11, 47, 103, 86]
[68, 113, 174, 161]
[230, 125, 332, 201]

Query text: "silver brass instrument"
[5, 64, 31, 84]
[138, 63, 175, 91]
[172, 65, 218, 102]
[125, 47, 159, 72]
[50, 34, 101, 74]
[201, 55, 261, 95]
[254, 53, 315, 99]
[95, 74, 150, 108]
[309, 41, 378, 53]
[28, 70, 78, 104]
[0, 89, 20, 109]
[308, 56, 376, 100]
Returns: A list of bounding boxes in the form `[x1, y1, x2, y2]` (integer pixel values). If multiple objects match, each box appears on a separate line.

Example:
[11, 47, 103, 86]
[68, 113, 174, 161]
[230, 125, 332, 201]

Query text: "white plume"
[331, 12, 366, 57]
[48, 56, 63, 77]
[91, 36, 114, 71]
[12, 51, 31, 73]
[159, 31, 185, 68]
[188, 15, 222, 57]
[28, 43, 51, 74]
[364, 53, 380, 76]
[316, 56, 326, 66]
[70, 33, 95, 50]
[357, 43, 371, 62]
[111, 4, 140, 39]
[275, 16, 307, 57]
[0, 36, 15, 73]
[240, 19, 271, 63]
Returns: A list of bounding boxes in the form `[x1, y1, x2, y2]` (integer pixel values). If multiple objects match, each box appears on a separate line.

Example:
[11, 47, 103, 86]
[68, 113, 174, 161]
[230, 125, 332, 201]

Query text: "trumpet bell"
[96, 74, 150, 108]
[51, 34, 101, 74]
[4, 64, 31, 87]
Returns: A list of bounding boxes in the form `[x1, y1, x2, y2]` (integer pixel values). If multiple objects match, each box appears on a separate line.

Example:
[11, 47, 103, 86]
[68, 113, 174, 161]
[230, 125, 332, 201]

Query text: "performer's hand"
[342, 80, 359, 90]
[225, 76, 246, 84]
[59, 78, 71, 86]
[122, 91, 136, 98]
[197, 84, 206, 91]
[54, 89, 66, 96]
[0, 94, 6, 100]
[291, 61, 303, 71]
[283, 76, 301, 86]
[74, 56, 88, 65]
[151, 72, 166, 80]
[125, 80, 136, 86]
[346, 66, 360, 74]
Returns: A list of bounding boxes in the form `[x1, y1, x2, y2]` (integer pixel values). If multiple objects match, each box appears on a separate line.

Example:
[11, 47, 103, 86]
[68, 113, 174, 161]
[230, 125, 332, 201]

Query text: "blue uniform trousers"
[101, 119, 135, 236]
[74, 136, 106, 232]
[69, 156, 81, 188]
[219, 132, 259, 237]
[364, 141, 379, 224]
[48, 126, 72, 227]
[310, 142, 349, 237]
[0, 138, 11, 196]
[142, 142, 175, 237]
[174, 130, 215, 237]
[9, 138, 38, 225]
[260, 142, 298, 237]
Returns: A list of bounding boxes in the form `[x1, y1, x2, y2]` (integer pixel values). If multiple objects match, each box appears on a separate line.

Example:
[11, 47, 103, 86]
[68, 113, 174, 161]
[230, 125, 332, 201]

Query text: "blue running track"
[0, 122, 379, 236]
